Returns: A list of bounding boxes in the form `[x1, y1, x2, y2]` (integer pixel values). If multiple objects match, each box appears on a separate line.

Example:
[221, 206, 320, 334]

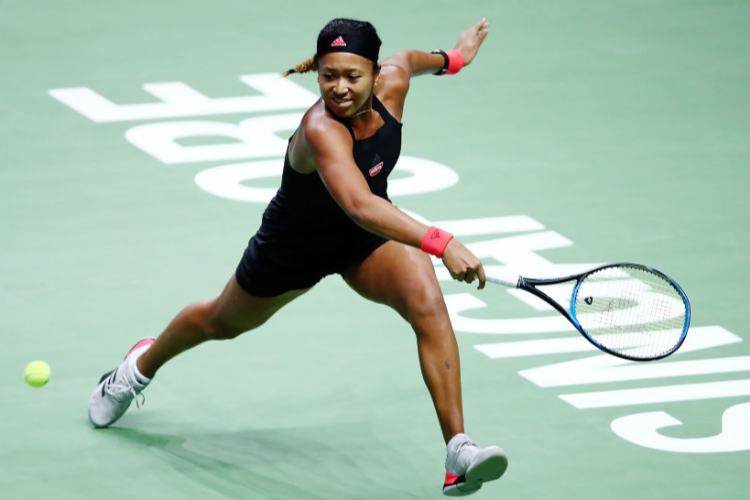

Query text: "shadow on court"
[103, 425, 430, 500]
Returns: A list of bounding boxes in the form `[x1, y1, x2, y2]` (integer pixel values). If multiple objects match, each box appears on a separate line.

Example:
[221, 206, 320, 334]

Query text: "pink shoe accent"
[126, 338, 155, 359]
[444, 471, 460, 485]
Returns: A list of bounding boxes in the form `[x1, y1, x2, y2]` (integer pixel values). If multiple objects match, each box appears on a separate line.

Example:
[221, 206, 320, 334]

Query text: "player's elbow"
[342, 195, 373, 226]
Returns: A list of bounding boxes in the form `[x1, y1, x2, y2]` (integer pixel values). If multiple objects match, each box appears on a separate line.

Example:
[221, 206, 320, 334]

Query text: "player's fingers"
[477, 263, 486, 290]
[464, 19, 487, 42]
[456, 271, 466, 282]
[466, 270, 475, 284]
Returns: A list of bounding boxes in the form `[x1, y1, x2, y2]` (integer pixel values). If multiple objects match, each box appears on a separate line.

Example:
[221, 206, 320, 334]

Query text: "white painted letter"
[193, 156, 460, 202]
[125, 113, 303, 164]
[611, 403, 750, 453]
[560, 379, 750, 409]
[49, 74, 318, 122]
[444, 293, 575, 334]
[518, 327, 744, 387]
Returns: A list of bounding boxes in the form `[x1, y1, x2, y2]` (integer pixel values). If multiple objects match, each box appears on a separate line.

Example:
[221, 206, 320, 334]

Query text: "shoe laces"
[450, 438, 480, 464]
[105, 379, 146, 408]
[452, 438, 477, 453]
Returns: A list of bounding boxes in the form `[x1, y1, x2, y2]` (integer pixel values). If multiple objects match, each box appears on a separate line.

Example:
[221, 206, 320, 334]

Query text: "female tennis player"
[88, 18, 507, 496]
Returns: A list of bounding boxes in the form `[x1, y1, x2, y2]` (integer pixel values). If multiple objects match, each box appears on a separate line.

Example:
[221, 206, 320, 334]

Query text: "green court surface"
[2, 1, 749, 499]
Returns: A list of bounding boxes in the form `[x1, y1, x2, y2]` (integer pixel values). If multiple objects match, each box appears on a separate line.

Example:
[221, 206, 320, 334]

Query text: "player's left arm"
[375, 18, 490, 120]
[381, 18, 490, 78]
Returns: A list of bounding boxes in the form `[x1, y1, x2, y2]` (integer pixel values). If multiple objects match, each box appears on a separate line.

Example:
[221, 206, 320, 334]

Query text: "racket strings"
[574, 266, 688, 359]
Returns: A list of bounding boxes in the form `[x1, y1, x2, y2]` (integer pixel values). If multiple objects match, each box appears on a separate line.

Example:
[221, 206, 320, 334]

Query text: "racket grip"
[487, 268, 521, 288]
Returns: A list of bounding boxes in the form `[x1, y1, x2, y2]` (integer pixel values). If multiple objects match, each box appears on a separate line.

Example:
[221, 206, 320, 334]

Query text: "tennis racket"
[487, 263, 690, 361]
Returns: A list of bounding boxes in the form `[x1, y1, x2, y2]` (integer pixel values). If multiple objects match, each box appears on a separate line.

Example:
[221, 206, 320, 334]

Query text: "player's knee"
[204, 320, 246, 341]
[404, 283, 445, 323]
[192, 300, 252, 341]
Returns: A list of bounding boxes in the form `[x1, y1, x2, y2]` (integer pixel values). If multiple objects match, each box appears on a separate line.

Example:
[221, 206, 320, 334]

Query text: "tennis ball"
[24, 361, 51, 388]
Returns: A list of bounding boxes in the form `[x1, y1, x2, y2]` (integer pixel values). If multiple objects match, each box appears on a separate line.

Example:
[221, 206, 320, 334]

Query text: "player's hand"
[441, 239, 486, 289]
[453, 18, 490, 66]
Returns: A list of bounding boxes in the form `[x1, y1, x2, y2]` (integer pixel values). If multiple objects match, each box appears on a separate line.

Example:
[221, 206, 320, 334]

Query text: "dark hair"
[283, 18, 381, 77]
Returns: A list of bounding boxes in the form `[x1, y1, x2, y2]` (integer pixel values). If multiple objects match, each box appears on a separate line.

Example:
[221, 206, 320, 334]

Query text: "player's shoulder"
[378, 60, 410, 94]
[380, 59, 410, 79]
[299, 100, 352, 151]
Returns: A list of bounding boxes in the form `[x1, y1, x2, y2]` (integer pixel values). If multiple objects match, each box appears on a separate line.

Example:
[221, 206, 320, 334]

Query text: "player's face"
[318, 53, 378, 118]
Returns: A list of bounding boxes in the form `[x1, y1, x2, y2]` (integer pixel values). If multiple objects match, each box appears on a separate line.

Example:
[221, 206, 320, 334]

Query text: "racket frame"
[489, 263, 691, 361]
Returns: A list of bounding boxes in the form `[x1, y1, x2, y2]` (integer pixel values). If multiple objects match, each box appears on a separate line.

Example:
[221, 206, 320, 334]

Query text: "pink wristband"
[421, 226, 454, 258]
[445, 50, 465, 75]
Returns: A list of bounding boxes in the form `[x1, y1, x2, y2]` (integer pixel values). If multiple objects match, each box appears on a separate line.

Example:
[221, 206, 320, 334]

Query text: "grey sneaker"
[87, 338, 155, 428]
[443, 433, 508, 496]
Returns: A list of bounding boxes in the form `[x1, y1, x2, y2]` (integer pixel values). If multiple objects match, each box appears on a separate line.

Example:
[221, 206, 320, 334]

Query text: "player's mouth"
[330, 96, 353, 108]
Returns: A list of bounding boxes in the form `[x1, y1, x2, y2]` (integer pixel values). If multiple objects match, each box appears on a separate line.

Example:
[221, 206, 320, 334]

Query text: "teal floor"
[1, 1, 749, 499]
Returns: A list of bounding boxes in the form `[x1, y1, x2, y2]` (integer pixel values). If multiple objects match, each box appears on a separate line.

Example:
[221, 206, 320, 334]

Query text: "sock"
[129, 349, 152, 386]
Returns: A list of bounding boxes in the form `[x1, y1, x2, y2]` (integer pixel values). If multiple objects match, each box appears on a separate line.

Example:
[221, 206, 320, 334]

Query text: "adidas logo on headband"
[318, 33, 378, 62]
[330, 36, 347, 47]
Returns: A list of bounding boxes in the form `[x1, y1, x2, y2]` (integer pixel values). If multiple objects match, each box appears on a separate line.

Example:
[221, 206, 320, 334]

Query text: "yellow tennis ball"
[24, 361, 51, 388]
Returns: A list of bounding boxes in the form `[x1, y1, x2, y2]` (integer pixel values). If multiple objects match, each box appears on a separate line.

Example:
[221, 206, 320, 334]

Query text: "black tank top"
[254, 96, 403, 258]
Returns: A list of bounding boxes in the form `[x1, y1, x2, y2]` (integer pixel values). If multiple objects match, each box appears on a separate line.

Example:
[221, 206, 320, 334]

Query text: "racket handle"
[486, 268, 521, 288]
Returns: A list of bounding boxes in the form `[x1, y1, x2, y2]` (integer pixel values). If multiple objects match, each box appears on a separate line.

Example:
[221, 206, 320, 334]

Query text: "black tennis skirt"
[235, 230, 388, 298]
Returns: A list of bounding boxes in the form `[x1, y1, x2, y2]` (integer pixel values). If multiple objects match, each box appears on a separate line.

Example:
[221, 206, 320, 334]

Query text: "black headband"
[317, 33, 379, 62]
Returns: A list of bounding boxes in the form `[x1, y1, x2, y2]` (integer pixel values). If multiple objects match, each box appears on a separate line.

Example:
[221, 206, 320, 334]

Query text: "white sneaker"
[88, 338, 155, 428]
[443, 433, 508, 496]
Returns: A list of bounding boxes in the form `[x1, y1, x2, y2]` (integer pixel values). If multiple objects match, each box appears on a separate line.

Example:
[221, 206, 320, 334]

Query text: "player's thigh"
[208, 274, 310, 334]
[342, 241, 447, 322]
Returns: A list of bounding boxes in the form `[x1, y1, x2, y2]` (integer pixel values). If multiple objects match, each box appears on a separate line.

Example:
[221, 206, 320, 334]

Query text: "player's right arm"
[301, 113, 485, 288]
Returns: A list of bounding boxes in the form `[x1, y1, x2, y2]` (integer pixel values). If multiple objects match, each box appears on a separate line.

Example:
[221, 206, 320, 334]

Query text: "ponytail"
[282, 55, 317, 77]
